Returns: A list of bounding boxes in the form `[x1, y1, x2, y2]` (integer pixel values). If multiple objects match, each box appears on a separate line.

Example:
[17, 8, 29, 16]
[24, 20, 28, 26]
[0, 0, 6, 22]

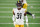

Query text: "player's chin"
[17, 7, 21, 8]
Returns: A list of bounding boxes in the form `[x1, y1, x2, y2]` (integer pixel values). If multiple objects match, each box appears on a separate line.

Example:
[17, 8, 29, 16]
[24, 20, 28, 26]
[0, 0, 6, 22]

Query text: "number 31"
[17, 13, 22, 19]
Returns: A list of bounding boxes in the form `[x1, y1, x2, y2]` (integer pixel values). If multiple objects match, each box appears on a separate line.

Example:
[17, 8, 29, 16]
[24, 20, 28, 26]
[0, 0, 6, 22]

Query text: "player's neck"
[18, 8, 21, 10]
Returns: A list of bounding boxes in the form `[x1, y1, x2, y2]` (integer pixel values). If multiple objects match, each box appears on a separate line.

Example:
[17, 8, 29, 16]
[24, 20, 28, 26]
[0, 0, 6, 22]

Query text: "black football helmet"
[16, 1, 22, 8]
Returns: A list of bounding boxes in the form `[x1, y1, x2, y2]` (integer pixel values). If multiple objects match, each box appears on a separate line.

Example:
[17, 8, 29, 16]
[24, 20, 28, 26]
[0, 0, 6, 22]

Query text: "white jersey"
[13, 8, 26, 25]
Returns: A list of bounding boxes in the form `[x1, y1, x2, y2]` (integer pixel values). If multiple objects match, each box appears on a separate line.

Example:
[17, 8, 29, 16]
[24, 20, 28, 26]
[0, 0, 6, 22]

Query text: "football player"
[17, 0, 35, 27]
[12, 1, 27, 27]
[20, 0, 35, 19]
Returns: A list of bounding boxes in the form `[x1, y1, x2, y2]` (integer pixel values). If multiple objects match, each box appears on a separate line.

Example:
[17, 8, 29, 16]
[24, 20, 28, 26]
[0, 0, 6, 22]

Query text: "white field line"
[28, 7, 40, 9]
[0, 4, 40, 5]
[0, 7, 40, 9]
[0, 4, 15, 5]
[0, 11, 40, 13]
[28, 4, 40, 5]
[0, 23, 40, 24]
[0, 1, 16, 2]
[27, 1, 40, 2]
[0, 16, 40, 18]
[0, 16, 12, 18]
[0, 7, 14, 8]
[0, 11, 12, 13]
[29, 11, 40, 13]
[0, 1, 40, 2]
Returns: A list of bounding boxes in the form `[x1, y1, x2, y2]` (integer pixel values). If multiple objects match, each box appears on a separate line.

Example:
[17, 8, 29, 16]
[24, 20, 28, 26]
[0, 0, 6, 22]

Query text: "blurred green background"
[0, 0, 40, 27]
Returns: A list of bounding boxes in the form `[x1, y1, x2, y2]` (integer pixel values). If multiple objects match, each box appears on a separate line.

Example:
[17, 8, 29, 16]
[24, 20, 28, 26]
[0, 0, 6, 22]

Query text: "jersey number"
[17, 13, 22, 19]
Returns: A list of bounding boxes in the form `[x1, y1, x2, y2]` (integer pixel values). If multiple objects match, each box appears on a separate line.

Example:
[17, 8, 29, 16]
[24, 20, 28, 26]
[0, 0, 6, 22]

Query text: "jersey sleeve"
[13, 8, 15, 15]
[13, 8, 16, 13]
[13, 8, 17, 14]
[13, 8, 14, 12]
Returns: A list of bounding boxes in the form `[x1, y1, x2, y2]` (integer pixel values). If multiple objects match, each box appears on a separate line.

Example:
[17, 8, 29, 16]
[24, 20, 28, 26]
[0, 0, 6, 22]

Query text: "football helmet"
[16, 1, 22, 8]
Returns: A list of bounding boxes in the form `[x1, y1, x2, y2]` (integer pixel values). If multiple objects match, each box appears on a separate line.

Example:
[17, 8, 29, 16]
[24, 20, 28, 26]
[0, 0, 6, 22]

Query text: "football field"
[0, 0, 40, 27]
